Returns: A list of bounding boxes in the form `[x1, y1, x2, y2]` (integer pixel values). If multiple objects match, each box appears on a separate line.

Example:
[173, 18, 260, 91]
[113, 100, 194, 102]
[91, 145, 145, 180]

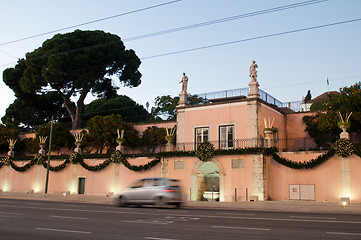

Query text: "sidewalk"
[1, 192, 361, 214]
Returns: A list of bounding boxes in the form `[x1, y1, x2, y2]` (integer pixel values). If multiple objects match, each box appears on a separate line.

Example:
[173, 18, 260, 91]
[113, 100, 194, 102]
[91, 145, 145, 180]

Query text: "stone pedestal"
[339, 124, 350, 139]
[116, 140, 124, 152]
[178, 92, 188, 108]
[161, 158, 168, 178]
[252, 154, 265, 201]
[248, 79, 260, 98]
[74, 143, 82, 154]
[341, 157, 351, 199]
[7, 146, 14, 158]
[264, 129, 274, 148]
[38, 145, 46, 157]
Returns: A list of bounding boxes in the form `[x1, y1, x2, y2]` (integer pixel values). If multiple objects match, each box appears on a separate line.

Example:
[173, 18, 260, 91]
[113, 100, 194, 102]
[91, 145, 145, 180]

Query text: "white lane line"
[50, 215, 87, 220]
[35, 228, 91, 234]
[0, 211, 22, 215]
[217, 213, 254, 216]
[122, 220, 171, 225]
[145, 237, 178, 240]
[62, 205, 86, 208]
[0, 215, 19, 218]
[289, 215, 336, 220]
[212, 225, 270, 231]
[327, 232, 361, 236]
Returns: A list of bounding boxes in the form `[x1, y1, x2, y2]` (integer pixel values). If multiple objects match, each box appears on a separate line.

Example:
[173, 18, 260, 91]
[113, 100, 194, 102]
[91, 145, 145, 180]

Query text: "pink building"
[1, 64, 360, 203]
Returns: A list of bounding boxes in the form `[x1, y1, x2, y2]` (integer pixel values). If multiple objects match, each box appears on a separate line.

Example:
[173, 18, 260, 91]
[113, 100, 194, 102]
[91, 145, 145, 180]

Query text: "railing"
[197, 88, 249, 101]
[175, 137, 327, 152]
[196, 88, 303, 112]
[117, 137, 331, 155]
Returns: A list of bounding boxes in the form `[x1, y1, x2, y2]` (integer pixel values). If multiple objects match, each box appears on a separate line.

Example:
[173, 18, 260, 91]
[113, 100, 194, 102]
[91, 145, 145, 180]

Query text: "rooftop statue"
[179, 72, 188, 94]
[249, 60, 258, 82]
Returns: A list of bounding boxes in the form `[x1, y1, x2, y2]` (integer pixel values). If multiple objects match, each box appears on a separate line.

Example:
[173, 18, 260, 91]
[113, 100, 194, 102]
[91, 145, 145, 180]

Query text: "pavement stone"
[1, 192, 361, 214]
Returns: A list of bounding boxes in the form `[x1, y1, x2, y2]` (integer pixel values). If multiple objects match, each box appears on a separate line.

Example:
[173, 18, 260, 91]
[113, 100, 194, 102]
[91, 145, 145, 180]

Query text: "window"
[195, 127, 209, 145]
[219, 125, 234, 149]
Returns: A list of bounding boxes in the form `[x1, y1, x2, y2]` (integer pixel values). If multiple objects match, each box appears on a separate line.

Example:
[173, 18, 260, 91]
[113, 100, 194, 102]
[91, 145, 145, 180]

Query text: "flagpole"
[327, 77, 329, 93]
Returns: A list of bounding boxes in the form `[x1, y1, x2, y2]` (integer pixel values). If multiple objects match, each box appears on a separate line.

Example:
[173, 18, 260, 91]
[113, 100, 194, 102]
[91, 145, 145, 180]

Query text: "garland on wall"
[271, 149, 336, 169]
[0, 151, 161, 173]
[0, 139, 359, 172]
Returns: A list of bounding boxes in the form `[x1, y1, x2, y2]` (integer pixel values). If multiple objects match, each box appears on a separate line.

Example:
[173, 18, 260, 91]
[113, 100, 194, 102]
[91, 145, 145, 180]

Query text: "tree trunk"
[72, 92, 88, 129]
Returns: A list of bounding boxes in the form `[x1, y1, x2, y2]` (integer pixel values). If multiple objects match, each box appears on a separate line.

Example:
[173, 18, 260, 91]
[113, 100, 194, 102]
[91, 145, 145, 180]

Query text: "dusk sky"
[1, 0, 360, 121]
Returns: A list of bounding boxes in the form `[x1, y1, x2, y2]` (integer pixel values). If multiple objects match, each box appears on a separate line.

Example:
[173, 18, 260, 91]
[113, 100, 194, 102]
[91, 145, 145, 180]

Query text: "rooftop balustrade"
[196, 88, 303, 112]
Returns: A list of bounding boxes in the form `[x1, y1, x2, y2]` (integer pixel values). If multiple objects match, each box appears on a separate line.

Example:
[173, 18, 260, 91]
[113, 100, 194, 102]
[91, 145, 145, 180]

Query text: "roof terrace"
[196, 87, 302, 112]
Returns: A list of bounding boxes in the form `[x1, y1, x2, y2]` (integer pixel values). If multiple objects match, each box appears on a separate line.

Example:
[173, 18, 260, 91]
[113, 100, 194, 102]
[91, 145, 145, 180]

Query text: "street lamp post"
[44, 116, 54, 194]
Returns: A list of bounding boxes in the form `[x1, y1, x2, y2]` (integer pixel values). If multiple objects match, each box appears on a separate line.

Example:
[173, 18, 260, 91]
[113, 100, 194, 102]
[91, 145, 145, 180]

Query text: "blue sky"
[1, 0, 360, 121]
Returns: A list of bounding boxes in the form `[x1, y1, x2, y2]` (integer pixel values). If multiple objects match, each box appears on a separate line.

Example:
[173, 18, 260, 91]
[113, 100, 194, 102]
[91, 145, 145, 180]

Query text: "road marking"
[123, 220, 172, 225]
[0, 215, 19, 218]
[212, 225, 270, 231]
[289, 215, 336, 220]
[35, 228, 91, 234]
[2, 204, 361, 225]
[327, 232, 361, 236]
[0, 211, 22, 215]
[165, 216, 199, 221]
[50, 215, 87, 220]
[62, 204, 86, 208]
[218, 212, 254, 216]
[145, 237, 178, 240]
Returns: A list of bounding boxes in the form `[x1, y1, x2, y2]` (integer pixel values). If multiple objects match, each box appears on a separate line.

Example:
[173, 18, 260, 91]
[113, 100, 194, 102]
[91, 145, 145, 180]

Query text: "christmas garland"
[42, 159, 70, 172]
[0, 139, 359, 172]
[271, 149, 335, 169]
[9, 158, 37, 172]
[111, 150, 161, 171]
[196, 142, 215, 162]
[0, 151, 161, 172]
[334, 138, 354, 157]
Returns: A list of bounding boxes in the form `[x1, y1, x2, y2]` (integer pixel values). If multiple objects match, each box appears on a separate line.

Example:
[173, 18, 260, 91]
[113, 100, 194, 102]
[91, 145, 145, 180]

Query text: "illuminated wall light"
[70, 185, 77, 194]
[340, 197, 350, 207]
[34, 184, 40, 193]
[3, 183, 8, 192]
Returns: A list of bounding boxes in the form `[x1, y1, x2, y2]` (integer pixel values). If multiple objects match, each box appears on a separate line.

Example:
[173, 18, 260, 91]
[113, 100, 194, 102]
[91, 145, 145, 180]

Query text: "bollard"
[235, 188, 237, 202]
[246, 188, 248, 201]
[212, 187, 214, 202]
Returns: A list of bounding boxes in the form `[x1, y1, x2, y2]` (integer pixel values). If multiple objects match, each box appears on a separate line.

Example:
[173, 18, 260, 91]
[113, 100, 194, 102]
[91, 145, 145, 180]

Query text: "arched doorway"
[196, 162, 220, 201]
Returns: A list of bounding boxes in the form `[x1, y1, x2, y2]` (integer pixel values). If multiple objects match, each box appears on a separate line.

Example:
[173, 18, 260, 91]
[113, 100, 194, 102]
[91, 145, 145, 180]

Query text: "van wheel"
[155, 197, 166, 208]
[118, 196, 126, 207]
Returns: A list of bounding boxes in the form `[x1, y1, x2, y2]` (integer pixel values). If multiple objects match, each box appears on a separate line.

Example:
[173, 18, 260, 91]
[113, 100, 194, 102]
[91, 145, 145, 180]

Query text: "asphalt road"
[0, 199, 361, 240]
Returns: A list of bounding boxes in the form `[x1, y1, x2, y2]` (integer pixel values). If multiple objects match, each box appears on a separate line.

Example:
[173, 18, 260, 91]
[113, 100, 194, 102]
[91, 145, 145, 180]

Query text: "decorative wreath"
[196, 142, 215, 162]
[2, 155, 11, 166]
[334, 138, 354, 158]
[110, 150, 123, 163]
[69, 152, 81, 164]
[34, 154, 45, 165]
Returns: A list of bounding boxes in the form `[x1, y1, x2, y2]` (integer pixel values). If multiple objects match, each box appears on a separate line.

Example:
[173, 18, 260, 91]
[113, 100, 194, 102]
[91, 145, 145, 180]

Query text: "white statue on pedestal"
[248, 60, 260, 98]
[179, 72, 188, 94]
[249, 60, 258, 82]
[178, 73, 189, 107]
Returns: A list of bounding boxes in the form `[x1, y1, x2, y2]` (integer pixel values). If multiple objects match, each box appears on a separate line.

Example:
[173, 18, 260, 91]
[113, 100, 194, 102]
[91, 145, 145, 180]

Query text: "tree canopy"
[151, 94, 207, 120]
[3, 30, 142, 129]
[303, 82, 361, 145]
[84, 114, 140, 153]
[83, 95, 149, 123]
[36, 122, 74, 152]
